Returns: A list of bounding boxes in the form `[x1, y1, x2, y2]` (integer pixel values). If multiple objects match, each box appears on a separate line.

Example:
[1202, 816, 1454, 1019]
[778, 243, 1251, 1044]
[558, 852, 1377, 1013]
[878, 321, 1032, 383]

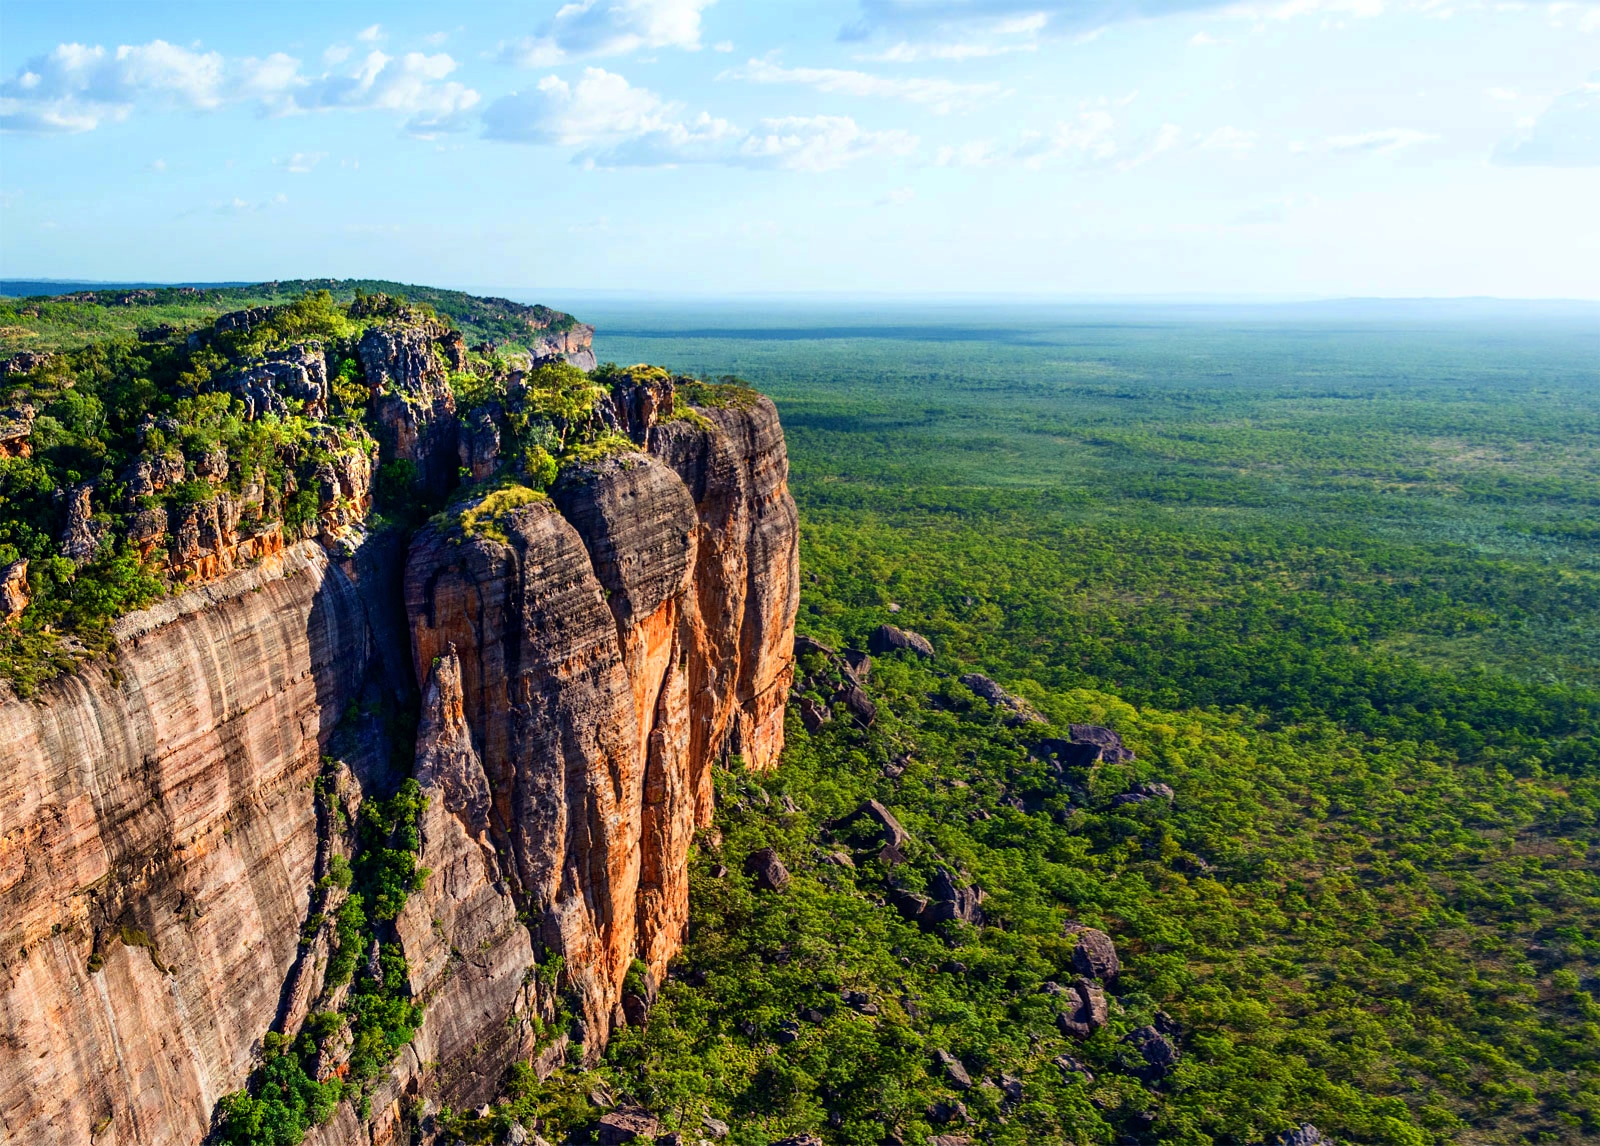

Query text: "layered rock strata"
[0, 376, 798, 1143]
[405, 393, 799, 1047]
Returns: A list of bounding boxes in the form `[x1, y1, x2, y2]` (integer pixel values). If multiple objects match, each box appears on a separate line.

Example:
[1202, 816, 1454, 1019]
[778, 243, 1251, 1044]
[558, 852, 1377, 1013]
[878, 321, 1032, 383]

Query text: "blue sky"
[1, 0, 1596, 298]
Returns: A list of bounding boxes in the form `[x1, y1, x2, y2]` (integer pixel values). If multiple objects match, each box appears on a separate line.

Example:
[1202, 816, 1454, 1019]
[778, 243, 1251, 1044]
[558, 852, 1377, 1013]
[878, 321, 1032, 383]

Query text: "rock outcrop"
[0, 353, 799, 1144]
[0, 542, 371, 1146]
[405, 391, 800, 1052]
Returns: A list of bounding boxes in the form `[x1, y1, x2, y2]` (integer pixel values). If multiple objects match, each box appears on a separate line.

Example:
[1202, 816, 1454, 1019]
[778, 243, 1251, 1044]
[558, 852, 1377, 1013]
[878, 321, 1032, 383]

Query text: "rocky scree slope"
[0, 294, 796, 1145]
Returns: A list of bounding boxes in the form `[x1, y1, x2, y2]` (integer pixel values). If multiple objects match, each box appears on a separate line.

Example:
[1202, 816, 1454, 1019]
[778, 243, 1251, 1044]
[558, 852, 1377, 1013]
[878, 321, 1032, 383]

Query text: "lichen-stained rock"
[406, 498, 644, 1051]
[0, 402, 35, 458]
[59, 481, 106, 566]
[647, 416, 753, 820]
[651, 394, 799, 776]
[1, 558, 29, 620]
[705, 397, 800, 773]
[359, 322, 458, 495]
[0, 541, 371, 1146]
[1065, 922, 1121, 981]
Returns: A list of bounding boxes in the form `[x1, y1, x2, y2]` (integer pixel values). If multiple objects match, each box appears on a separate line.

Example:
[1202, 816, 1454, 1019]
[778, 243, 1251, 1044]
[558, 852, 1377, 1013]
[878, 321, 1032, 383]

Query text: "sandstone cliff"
[405, 392, 799, 1049]
[0, 349, 798, 1143]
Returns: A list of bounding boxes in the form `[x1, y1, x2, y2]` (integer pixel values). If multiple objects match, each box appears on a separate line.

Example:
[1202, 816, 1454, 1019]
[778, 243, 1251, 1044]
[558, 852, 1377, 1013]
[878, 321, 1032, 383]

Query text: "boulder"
[0, 559, 28, 621]
[1265, 1126, 1326, 1146]
[1065, 924, 1121, 980]
[798, 695, 831, 733]
[1124, 1024, 1180, 1079]
[1, 351, 54, 376]
[1056, 979, 1108, 1039]
[1069, 723, 1135, 763]
[849, 798, 910, 850]
[842, 648, 871, 680]
[933, 1049, 973, 1089]
[622, 966, 659, 1027]
[868, 624, 933, 658]
[702, 1113, 731, 1139]
[959, 673, 1044, 724]
[927, 868, 984, 926]
[0, 403, 35, 458]
[835, 682, 877, 727]
[794, 634, 836, 658]
[745, 848, 791, 892]
[1053, 1053, 1094, 1084]
[596, 1107, 660, 1144]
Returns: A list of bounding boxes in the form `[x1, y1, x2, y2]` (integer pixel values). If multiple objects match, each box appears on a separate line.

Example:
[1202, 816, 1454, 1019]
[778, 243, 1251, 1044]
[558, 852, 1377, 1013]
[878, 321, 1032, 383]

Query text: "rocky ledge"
[0, 307, 796, 1145]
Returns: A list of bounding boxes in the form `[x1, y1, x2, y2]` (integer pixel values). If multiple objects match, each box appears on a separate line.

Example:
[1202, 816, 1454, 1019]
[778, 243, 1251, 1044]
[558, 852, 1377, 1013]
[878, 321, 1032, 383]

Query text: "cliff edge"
[0, 299, 797, 1145]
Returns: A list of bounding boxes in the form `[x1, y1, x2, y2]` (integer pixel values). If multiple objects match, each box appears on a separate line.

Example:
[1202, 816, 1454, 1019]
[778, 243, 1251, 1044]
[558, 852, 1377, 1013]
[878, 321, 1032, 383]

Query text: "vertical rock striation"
[0, 360, 798, 1142]
[405, 394, 799, 1053]
[0, 542, 371, 1146]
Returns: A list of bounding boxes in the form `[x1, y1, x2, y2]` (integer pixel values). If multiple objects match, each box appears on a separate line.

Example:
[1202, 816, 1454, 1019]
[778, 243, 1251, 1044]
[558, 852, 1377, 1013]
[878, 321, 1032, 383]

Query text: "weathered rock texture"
[405, 395, 799, 1052]
[0, 542, 369, 1146]
[0, 363, 797, 1142]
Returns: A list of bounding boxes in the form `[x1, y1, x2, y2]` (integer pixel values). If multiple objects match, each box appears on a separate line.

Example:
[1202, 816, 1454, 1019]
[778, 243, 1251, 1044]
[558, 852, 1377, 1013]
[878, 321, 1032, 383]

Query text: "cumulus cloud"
[483, 67, 671, 144]
[0, 38, 478, 137]
[483, 66, 917, 170]
[1493, 79, 1600, 166]
[299, 50, 480, 135]
[499, 0, 717, 66]
[727, 58, 1002, 114]
[0, 40, 227, 132]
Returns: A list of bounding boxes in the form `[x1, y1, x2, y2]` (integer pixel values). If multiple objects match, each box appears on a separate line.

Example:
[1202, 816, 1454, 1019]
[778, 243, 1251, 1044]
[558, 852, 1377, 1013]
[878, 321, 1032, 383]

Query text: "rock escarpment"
[0, 336, 798, 1142]
[406, 391, 799, 1047]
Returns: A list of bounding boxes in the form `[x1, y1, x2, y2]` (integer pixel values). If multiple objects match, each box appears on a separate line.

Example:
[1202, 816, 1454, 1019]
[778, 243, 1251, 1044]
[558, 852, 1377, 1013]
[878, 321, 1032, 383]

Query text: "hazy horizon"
[3, 1, 1598, 298]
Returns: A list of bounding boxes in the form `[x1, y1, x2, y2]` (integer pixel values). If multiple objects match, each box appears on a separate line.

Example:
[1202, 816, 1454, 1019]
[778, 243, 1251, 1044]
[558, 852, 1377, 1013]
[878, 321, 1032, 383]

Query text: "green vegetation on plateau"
[0, 277, 579, 357]
[525, 310, 1594, 1146]
[11, 288, 1598, 1145]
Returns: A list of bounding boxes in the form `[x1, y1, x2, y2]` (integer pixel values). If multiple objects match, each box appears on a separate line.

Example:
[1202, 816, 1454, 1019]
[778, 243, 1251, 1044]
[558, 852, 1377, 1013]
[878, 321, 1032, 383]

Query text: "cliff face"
[0, 542, 370, 1146]
[0, 368, 798, 1142]
[404, 394, 799, 1048]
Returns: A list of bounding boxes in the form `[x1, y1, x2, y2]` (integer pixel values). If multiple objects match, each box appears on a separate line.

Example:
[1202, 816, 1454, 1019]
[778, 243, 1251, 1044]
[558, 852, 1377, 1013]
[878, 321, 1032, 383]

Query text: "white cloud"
[1487, 86, 1520, 101]
[279, 151, 327, 173]
[500, 0, 717, 65]
[483, 67, 670, 145]
[876, 186, 916, 205]
[1494, 79, 1600, 165]
[1322, 126, 1438, 152]
[858, 13, 1048, 61]
[1015, 110, 1119, 168]
[713, 40, 735, 52]
[737, 115, 918, 171]
[300, 50, 480, 136]
[483, 66, 917, 170]
[357, 24, 384, 43]
[149, 157, 167, 171]
[0, 38, 478, 136]
[0, 39, 225, 132]
[728, 58, 1002, 114]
